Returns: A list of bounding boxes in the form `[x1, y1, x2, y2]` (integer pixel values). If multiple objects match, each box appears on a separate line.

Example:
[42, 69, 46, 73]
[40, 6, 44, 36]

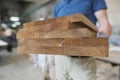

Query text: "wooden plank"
[23, 14, 98, 32]
[17, 46, 108, 57]
[64, 46, 108, 57]
[18, 38, 64, 46]
[43, 28, 96, 38]
[63, 38, 108, 47]
[17, 28, 96, 39]
[23, 22, 35, 28]
[23, 18, 56, 27]
[23, 17, 76, 32]
[69, 22, 96, 32]
[24, 24, 54, 32]
[17, 31, 41, 39]
[23, 21, 95, 33]
[67, 14, 98, 32]
[23, 16, 69, 28]
[18, 46, 63, 54]
[18, 38, 108, 47]
[18, 38, 108, 57]
[23, 23, 70, 32]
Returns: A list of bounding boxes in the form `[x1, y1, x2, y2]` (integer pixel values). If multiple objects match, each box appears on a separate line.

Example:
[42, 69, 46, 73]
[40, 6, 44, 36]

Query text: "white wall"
[106, 0, 120, 35]
[30, 2, 56, 20]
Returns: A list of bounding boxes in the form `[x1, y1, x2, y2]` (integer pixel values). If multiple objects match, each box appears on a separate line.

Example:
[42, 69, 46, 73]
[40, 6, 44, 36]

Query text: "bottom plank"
[18, 46, 108, 57]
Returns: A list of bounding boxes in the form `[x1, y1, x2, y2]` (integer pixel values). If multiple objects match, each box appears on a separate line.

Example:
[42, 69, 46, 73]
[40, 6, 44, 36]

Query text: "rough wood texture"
[18, 38, 108, 57]
[17, 28, 96, 39]
[24, 22, 70, 32]
[17, 14, 108, 57]
[66, 14, 98, 32]
[18, 46, 108, 57]
[23, 18, 57, 27]
[18, 38, 64, 46]
[18, 46, 63, 54]
[18, 38, 108, 47]
[23, 14, 98, 32]
[17, 31, 47, 39]
[43, 28, 96, 38]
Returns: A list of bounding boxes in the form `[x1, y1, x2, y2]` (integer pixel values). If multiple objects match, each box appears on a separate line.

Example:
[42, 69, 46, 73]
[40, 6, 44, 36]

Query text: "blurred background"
[0, 0, 120, 80]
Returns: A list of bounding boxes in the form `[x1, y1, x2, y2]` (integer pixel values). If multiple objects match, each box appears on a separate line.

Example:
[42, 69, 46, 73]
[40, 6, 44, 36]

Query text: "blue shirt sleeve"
[93, 0, 107, 13]
[53, 5, 58, 18]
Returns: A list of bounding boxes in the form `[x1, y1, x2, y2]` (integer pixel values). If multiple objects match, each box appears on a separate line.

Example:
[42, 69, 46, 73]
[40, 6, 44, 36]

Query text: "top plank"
[23, 14, 98, 32]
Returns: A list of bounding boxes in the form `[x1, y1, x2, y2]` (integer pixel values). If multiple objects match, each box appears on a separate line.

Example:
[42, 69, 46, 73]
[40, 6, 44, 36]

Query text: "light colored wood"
[18, 46, 63, 54]
[24, 23, 69, 32]
[64, 46, 108, 57]
[17, 14, 105, 57]
[23, 14, 98, 32]
[24, 24, 54, 32]
[17, 31, 47, 39]
[18, 46, 108, 57]
[43, 28, 96, 38]
[17, 38, 108, 57]
[23, 21, 83, 32]
[18, 38, 108, 47]
[17, 28, 96, 39]
[23, 22, 70, 32]
[63, 38, 108, 47]
[23, 18, 56, 27]
[18, 38, 64, 46]
[17, 31, 40, 39]
[67, 14, 98, 32]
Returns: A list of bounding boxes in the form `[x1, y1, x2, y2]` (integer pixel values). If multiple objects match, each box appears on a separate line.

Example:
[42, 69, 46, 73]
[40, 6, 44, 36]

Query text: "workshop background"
[0, 0, 120, 80]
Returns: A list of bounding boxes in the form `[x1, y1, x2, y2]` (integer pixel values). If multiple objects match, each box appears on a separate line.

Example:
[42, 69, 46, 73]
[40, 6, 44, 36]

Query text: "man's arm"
[95, 9, 112, 37]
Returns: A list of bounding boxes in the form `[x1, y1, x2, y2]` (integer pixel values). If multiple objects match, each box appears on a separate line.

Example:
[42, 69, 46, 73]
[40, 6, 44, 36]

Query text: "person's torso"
[55, 0, 97, 24]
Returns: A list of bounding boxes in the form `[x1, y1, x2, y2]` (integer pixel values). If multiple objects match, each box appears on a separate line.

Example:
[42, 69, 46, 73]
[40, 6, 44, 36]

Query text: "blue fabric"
[53, 0, 107, 25]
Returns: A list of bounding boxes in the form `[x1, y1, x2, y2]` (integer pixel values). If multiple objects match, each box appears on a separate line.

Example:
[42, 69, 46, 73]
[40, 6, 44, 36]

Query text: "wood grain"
[17, 14, 106, 57]
[18, 38, 108, 47]
[17, 38, 108, 57]
[23, 22, 69, 32]
[43, 28, 96, 38]
[17, 28, 96, 39]
[23, 14, 98, 32]
[18, 46, 108, 57]
[17, 31, 47, 39]
[67, 14, 98, 32]
[18, 38, 64, 46]
[23, 18, 56, 27]
[18, 46, 63, 54]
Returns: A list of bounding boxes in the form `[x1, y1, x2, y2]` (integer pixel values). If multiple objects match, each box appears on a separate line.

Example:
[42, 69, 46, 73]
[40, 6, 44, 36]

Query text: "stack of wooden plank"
[17, 14, 108, 57]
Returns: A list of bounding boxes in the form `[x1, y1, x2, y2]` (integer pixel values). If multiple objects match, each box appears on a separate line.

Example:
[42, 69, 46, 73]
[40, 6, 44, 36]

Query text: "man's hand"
[95, 9, 112, 37]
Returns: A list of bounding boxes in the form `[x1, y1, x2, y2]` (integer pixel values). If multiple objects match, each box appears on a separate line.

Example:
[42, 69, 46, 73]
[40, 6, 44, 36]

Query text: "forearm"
[99, 20, 112, 36]
[95, 9, 112, 37]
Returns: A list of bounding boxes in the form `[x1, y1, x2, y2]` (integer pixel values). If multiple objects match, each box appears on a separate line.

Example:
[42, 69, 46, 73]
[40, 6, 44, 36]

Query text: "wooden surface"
[43, 28, 96, 38]
[18, 38, 108, 57]
[66, 14, 98, 32]
[18, 38, 108, 47]
[18, 46, 108, 57]
[16, 14, 108, 57]
[23, 14, 98, 32]
[24, 22, 70, 32]
[17, 28, 96, 39]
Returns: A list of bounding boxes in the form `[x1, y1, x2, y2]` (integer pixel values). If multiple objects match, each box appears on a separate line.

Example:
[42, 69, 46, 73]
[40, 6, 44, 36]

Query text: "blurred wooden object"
[17, 14, 108, 57]
[18, 38, 108, 57]
[17, 28, 96, 39]
[23, 14, 98, 32]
